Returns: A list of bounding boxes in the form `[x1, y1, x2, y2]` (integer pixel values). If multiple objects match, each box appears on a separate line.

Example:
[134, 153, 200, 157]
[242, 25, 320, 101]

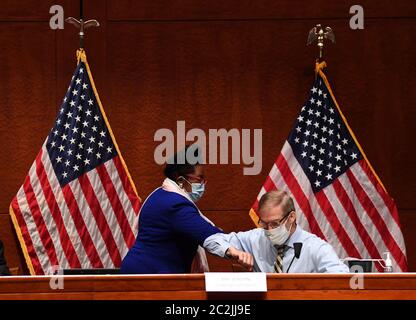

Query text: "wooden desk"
[0, 273, 415, 300]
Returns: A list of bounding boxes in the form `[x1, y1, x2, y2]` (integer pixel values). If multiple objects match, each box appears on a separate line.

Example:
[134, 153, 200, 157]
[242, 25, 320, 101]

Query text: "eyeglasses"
[258, 209, 294, 229]
[185, 174, 207, 184]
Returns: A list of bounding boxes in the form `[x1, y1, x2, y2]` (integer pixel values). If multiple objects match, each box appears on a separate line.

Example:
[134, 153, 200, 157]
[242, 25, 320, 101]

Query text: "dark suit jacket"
[0, 240, 10, 276]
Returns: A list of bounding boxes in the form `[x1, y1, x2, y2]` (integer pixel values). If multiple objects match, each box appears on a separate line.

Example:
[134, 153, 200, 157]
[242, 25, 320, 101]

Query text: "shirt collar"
[285, 225, 302, 249]
[162, 177, 192, 201]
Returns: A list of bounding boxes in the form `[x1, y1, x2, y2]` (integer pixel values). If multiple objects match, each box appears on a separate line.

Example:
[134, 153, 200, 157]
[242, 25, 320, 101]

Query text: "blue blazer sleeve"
[171, 200, 222, 245]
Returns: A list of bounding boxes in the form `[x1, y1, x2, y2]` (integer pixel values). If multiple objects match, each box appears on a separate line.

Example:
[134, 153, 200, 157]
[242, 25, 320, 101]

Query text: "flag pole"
[80, 0, 83, 21]
[65, 0, 100, 50]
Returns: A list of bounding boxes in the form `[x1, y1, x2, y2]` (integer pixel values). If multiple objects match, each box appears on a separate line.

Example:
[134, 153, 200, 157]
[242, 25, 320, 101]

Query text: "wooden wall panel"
[107, 0, 416, 20]
[105, 20, 308, 211]
[0, 0, 59, 20]
[0, 0, 414, 274]
[0, 23, 57, 209]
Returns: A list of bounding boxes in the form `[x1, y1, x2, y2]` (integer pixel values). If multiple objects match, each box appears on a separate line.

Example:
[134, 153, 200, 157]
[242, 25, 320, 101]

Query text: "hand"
[226, 247, 254, 271]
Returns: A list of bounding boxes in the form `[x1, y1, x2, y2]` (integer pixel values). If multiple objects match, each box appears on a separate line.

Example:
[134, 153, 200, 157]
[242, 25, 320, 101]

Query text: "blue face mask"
[188, 182, 205, 202]
[181, 177, 205, 202]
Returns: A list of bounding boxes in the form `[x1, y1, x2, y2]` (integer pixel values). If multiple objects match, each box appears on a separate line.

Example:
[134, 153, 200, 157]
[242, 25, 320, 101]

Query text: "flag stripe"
[35, 150, 81, 268]
[358, 161, 401, 226]
[96, 163, 135, 245]
[11, 196, 43, 274]
[263, 175, 278, 193]
[77, 173, 122, 266]
[323, 184, 372, 259]
[331, 179, 382, 258]
[113, 156, 141, 213]
[352, 162, 406, 253]
[104, 159, 137, 234]
[68, 179, 115, 268]
[15, 185, 51, 274]
[336, 169, 391, 270]
[29, 159, 69, 268]
[280, 142, 349, 252]
[275, 153, 325, 240]
[346, 168, 406, 271]
[314, 190, 361, 258]
[86, 168, 126, 257]
[61, 184, 104, 268]
[22, 174, 60, 269]
[17, 199, 50, 273]
[40, 147, 93, 269]
[350, 164, 407, 271]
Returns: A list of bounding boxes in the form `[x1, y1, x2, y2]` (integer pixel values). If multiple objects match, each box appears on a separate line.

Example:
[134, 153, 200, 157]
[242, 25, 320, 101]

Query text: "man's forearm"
[203, 233, 233, 258]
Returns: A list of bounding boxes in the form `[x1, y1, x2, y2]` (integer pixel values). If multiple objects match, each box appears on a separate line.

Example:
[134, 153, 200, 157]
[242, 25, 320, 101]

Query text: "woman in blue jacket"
[120, 148, 250, 274]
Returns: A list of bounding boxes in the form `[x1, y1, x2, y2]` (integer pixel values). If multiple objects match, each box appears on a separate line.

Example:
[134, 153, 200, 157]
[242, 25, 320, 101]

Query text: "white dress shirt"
[203, 226, 349, 273]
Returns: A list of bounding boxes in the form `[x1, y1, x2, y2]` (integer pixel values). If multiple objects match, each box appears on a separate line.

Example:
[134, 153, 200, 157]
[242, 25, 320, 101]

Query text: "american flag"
[9, 51, 141, 275]
[250, 63, 408, 272]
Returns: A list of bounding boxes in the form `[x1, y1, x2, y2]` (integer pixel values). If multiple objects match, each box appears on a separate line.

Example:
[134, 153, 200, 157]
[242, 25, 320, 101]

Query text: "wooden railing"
[0, 273, 415, 300]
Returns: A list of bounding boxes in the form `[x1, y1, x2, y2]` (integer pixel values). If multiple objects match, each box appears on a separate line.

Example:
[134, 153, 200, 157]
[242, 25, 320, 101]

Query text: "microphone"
[286, 242, 303, 273]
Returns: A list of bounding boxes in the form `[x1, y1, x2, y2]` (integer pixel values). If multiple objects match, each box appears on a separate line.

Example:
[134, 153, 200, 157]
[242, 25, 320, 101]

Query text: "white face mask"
[265, 221, 293, 246]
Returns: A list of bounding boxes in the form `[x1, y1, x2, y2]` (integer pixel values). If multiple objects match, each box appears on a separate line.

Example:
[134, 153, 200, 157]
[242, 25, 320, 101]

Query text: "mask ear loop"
[286, 211, 296, 233]
[177, 176, 191, 189]
[176, 176, 185, 189]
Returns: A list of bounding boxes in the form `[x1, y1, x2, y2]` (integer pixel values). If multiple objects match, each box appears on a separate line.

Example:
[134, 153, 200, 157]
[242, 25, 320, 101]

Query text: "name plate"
[204, 272, 267, 292]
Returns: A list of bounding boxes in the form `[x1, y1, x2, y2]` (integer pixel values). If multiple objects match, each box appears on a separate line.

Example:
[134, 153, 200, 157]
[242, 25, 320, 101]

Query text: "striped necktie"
[274, 245, 287, 273]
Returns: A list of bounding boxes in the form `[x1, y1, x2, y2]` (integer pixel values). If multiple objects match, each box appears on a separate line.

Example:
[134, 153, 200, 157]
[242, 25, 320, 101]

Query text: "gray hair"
[258, 190, 295, 215]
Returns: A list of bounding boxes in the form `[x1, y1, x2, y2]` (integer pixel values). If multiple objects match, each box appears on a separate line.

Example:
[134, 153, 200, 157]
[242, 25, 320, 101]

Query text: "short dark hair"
[163, 145, 202, 181]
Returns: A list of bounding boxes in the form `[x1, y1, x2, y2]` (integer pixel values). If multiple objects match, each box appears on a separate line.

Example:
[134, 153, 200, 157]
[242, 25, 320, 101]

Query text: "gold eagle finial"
[307, 24, 335, 59]
[65, 17, 100, 49]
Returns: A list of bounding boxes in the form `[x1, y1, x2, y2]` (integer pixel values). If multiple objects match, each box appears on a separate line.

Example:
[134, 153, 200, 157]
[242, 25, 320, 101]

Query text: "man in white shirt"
[204, 190, 349, 273]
